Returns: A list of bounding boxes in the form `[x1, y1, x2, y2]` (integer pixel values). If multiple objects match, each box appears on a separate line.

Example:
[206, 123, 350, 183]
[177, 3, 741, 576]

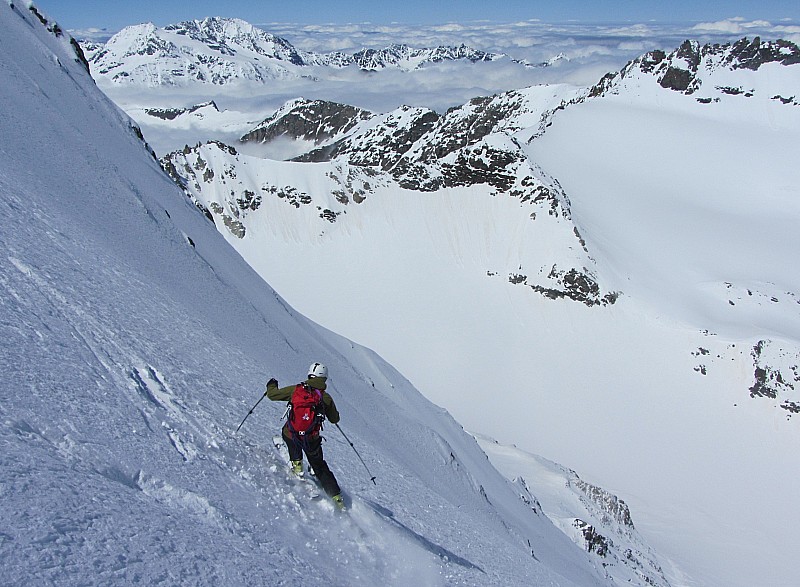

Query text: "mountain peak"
[163, 16, 306, 64]
[726, 36, 800, 69]
[240, 98, 374, 145]
[85, 16, 513, 86]
[589, 36, 800, 98]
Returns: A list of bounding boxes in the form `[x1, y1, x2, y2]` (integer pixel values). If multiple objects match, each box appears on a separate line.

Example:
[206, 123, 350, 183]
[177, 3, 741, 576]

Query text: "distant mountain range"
[82, 16, 538, 86]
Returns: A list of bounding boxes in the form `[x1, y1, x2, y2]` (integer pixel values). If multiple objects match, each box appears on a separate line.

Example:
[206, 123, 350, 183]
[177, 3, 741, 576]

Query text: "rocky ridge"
[589, 36, 800, 100]
[240, 98, 373, 145]
[749, 339, 800, 418]
[145, 101, 220, 121]
[518, 36, 800, 144]
[477, 436, 671, 587]
[163, 84, 616, 307]
[319, 43, 503, 71]
[10, 1, 90, 74]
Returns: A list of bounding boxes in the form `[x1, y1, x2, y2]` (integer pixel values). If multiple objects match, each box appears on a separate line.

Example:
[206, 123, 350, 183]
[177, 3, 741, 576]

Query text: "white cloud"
[70, 27, 116, 42]
[430, 23, 468, 32]
[691, 18, 774, 34]
[258, 19, 797, 70]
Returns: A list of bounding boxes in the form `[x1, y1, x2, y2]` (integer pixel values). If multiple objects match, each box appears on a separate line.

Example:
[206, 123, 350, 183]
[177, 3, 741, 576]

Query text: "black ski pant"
[283, 428, 341, 497]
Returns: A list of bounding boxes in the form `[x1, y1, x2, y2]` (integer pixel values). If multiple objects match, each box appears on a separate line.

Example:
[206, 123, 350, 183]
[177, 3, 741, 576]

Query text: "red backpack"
[287, 383, 324, 438]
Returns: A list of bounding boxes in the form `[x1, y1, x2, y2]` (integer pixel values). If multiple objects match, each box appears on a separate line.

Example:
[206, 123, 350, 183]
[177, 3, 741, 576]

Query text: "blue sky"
[38, 0, 800, 32]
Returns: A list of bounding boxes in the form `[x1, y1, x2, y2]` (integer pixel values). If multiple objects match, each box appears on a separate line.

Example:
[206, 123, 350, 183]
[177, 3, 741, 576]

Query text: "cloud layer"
[259, 18, 800, 77]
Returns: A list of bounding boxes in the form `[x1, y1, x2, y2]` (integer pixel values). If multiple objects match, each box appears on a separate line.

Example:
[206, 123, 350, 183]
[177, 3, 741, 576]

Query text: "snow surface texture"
[94, 17, 800, 587]
[0, 5, 615, 586]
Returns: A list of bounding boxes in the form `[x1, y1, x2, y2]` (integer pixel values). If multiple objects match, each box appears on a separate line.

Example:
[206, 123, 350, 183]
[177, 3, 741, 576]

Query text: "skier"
[266, 362, 344, 509]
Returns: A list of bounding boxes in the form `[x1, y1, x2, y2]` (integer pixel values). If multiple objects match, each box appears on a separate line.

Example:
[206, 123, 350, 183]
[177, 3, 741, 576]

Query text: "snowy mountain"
[88, 18, 308, 85]
[590, 36, 800, 101]
[85, 17, 508, 86]
[149, 32, 800, 587]
[344, 43, 503, 71]
[524, 37, 800, 587]
[0, 4, 653, 586]
[164, 84, 619, 308]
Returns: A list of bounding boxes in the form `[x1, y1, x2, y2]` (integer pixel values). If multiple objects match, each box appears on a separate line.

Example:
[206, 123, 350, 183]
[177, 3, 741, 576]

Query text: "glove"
[266, 378, 278, 388]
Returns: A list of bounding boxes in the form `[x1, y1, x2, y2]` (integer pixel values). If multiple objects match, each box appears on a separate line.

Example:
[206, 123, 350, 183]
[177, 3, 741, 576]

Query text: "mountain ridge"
[589, 36, 800, 98]
[84, 16, 517, 86]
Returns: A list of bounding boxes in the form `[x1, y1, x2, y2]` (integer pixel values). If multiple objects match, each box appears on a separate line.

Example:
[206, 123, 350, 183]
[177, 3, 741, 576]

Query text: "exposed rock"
[512, 265, 619, 307]
[295, 105, 441, 170]
[441, 143, 522, 190]
[574, 519, 610, 557]
[146, 101, 219, 121]
[591, 37, 800, 98]
[241, 99, 373, 145]
[573, 478, 634, 528]
[749, 340, 800, 418]
[726, 37, 800, 70]
[659, 66, 695, 92]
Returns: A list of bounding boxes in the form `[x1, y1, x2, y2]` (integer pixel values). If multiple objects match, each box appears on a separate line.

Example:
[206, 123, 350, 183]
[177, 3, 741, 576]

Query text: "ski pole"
[335, 423, 377, 485]
[236, 391, 268, 432]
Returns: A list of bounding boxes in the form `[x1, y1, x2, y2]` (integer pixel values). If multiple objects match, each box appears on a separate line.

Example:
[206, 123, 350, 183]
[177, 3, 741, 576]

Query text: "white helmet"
[308, 362, 328, 379]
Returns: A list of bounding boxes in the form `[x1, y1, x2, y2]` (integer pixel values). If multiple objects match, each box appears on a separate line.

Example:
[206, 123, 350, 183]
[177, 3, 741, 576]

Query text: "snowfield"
[524, 52, 800, 586]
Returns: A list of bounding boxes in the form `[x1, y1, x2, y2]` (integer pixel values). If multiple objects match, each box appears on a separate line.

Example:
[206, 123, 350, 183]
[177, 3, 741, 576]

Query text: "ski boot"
[332, 494, 345, 511]
[290, 460, 304, 477]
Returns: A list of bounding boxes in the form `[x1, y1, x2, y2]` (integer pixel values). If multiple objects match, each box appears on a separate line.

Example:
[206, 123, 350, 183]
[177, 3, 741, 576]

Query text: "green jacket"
[266, 376, 340, 424]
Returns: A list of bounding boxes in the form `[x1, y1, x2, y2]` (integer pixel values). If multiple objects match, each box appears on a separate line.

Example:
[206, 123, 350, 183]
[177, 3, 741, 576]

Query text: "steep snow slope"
[156, 35, 800, 587]
[0, 4, 612, 586]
